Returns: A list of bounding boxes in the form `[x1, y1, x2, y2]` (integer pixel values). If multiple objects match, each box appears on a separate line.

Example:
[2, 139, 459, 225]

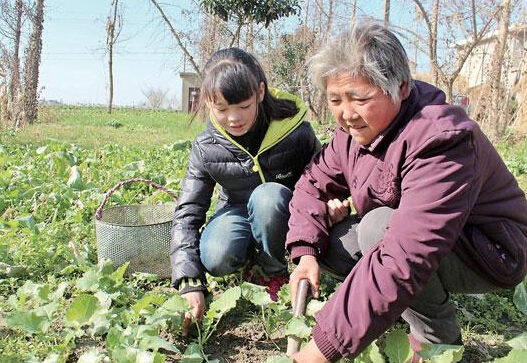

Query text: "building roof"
[452, 23, 527, 48]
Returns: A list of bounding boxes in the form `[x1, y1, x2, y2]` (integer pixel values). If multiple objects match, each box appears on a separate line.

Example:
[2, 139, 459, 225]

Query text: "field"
[8, 105, 205, 149]
[1, 105, 527, 363]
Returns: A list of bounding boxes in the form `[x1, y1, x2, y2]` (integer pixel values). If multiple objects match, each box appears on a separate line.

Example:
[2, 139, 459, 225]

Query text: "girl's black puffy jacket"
[170, 89, 321, 291]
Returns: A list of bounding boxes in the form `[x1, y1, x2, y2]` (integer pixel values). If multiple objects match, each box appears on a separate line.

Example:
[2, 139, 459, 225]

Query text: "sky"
[40, 0, 190, 107]
[35, 0, 439, 108]
[38, 0, 406, 108]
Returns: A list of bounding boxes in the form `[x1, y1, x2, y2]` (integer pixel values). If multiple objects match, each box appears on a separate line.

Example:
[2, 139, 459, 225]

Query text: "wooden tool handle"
[287, 279, 311, 355]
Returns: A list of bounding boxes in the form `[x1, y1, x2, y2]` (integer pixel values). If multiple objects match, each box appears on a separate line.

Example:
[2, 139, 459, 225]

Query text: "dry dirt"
[161, 303, 289, 362]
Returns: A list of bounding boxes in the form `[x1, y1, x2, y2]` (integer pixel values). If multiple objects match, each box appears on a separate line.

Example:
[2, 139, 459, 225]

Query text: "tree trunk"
[229, 23, 243, 47]
[22, 0, 44, 125]
[9, 0, 23, 104]
[430, 0, 439, 86]
[384, 0, 390, 26]
[199, 14, 219, 66]
[351, 0, 357, 24]
[489, 0, 511, 140]
[246, 22, 254, 53]
[411, 0, 440, 86]
[313, 0, 321, 37]
[325, 0, 333, 39]
[445, 80, 454, 105]
[108, 40, 114, 113]
[107, 0, 119, 114]
[304, 0, 310, 25]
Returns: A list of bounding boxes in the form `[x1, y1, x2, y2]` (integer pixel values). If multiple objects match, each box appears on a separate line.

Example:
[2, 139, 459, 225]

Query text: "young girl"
[171, 48, 321, 322]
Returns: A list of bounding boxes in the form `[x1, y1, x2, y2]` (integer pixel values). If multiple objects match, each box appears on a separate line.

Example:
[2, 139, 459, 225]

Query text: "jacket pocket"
[468, 220, 527, 287]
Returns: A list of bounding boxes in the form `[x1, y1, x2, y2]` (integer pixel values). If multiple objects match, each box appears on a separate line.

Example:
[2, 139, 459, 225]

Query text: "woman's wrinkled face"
[208, 83, 265, 136]
[326, 72, 409, 146]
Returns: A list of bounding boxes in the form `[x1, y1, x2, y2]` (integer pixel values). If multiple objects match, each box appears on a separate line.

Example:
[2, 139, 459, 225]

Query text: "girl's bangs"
[205, 63, 259, 105]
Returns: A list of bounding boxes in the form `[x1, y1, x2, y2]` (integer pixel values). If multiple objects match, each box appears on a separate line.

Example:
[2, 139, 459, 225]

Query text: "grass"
[2, 105, 205, 149]
[517, 174, 527, 191]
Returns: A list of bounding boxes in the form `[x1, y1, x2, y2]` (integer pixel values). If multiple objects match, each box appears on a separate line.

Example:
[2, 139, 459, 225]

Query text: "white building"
[454, 24, 527, 89]
[180, 72, 201, 113]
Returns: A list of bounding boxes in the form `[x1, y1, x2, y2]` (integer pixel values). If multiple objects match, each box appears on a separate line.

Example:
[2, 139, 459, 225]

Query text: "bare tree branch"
[149, 0, 201, 75]
[229, 22, 243, 47]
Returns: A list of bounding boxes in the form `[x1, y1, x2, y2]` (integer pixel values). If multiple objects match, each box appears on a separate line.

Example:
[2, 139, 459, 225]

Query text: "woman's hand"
[291, 339, 330, 363]
[290, 255, 320, 309]
[182, 290, 205, 329]
[327, 198, 350, 227]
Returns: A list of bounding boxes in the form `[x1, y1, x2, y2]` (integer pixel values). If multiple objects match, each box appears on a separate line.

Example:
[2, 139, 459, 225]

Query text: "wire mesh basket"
[94, 178, 177, 278]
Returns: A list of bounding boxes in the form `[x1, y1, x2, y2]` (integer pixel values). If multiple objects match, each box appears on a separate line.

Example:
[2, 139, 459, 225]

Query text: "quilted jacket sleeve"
[170, 140, 215, 291]
[300, 121, 323, 167]
[286, 130, 350, 260]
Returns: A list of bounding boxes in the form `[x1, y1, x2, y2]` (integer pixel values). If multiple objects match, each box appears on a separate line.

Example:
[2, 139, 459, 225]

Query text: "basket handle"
[95, 178, 177, 220]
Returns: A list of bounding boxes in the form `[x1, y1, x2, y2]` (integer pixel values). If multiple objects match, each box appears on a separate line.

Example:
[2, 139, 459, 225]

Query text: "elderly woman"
[286, 22, 527, 362]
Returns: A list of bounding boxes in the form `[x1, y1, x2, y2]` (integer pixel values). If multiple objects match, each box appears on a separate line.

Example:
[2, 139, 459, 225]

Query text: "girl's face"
[208, 83, 265, 136]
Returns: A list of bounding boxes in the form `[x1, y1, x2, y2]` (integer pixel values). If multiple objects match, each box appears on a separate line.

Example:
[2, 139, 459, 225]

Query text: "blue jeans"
[200, 182, 292, 277]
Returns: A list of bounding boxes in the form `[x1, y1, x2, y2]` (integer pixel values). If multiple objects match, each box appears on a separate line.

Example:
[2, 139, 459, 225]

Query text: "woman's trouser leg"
[324, 206, 502, 345]
[319, 214, 362, 279]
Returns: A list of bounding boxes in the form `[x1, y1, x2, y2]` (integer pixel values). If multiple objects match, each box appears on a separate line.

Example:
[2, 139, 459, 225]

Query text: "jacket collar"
[361, 81, 448, 153]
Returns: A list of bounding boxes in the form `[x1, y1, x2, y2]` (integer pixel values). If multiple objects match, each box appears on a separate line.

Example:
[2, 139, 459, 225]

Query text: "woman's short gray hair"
[310, 21, 413, 102]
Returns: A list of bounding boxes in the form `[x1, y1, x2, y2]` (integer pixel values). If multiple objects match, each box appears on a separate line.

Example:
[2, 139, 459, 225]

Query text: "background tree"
[488, 0, 512, 139]
[384, 0, 390, 25]
[106, 0, 123, 114]
[1, 0, 23, 104]
[198, 12, 230, 66]
[22, 0, 44, 125]
[149, 0, 301, 86]
[149, 0, 201, 76]
[197, 0, 301, 67]
[267, 25, 315, 98]
[200, 0, 300, 46]
[0, 0, 27, 126]
[0, 48, 8, 123]
[409, 0, 500, 102]
[315, 0, 334, 41]
[141, 86, 168, 109]
[351, 0, 358, 23]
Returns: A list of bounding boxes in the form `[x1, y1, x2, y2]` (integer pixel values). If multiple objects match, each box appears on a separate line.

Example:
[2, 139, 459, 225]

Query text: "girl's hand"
[290, 255, 320, 309]
[182, 290, 205, 331]
[327, 198, 350, 227]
